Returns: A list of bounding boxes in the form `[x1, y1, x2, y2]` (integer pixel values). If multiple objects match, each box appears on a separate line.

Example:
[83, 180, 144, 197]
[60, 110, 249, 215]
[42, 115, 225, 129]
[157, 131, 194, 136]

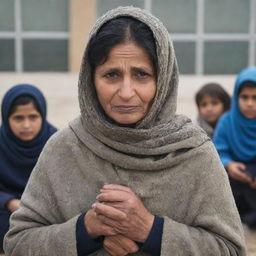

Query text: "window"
[204, 41, 249, 74]
[0, 0, 68, 72]
[173, 41, 196, 74]
[152, 0, 197, 34]
[97, 0, 144, 17]
[97, 0, 256, 75]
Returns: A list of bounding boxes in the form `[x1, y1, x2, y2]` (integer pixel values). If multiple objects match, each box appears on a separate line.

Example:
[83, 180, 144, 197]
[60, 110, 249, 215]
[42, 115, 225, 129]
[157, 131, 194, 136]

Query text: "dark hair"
[238, 81, 256, 95]
[8, 95, 41, 117]
[87, 16, 157, 74]
[195, 83, 231, 112]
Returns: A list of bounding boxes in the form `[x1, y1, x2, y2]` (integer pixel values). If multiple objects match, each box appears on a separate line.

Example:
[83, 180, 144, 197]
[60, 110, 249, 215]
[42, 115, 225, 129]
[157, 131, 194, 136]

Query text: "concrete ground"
[0, 73, 255, 254]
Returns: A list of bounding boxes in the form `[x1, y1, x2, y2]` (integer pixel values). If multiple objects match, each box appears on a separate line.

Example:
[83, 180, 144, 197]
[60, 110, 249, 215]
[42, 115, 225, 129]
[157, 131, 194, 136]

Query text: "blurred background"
[0, 0, 255, 128]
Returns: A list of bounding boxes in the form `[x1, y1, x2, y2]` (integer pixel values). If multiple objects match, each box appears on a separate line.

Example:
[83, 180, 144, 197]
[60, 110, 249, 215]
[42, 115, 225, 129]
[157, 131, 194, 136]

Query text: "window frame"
[0, 0, 69, 72]
[97, 0, 256, 75]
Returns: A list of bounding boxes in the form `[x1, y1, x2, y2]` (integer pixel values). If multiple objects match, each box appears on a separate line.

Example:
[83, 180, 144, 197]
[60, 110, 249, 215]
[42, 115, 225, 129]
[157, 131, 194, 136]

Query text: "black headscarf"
[0, 84, 57, 207]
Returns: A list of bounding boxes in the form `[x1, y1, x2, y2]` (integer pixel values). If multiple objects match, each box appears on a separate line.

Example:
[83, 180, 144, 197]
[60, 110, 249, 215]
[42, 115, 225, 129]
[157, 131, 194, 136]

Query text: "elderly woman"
[4, 6, 245, 256]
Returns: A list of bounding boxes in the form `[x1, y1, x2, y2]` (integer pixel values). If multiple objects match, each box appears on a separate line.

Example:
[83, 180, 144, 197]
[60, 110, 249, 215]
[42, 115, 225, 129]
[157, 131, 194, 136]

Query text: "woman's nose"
[22, 119, 31, 128]
[118, 76, 135, 100]
[247, 98, 254, 107]
[205, 105, 213, 111]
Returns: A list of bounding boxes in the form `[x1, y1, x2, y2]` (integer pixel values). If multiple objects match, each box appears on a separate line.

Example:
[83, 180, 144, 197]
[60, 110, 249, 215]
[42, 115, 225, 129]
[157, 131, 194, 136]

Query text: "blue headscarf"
[0, 84, 57, 207]
[214, 67, 256, 166]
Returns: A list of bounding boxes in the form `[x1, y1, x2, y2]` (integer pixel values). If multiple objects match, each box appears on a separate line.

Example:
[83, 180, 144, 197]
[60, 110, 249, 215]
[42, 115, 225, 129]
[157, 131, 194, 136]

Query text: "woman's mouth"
[112, 106, 139, 113]
[20, 131, 33, 137]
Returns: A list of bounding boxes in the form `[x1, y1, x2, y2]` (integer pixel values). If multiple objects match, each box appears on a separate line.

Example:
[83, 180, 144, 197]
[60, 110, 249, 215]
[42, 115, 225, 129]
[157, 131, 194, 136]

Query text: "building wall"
[0, 0, 255, 74]
[69, 0, 96, 72]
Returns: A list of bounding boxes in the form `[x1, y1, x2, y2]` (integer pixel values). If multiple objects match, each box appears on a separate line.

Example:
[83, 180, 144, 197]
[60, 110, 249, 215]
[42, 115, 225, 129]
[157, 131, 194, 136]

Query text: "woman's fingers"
[249, 179, 256, 189]
[96, 190, 130, 202]
[103, 235, 139, 256]
[227, 162, 252, 183]
[236, 162, 246, 171]
[231, 168, 252, 183]
[84, 209, 117, 238]
[101, 184, 133, 193]
[92, 202, 127, 220]
[104, 237, 128, 256]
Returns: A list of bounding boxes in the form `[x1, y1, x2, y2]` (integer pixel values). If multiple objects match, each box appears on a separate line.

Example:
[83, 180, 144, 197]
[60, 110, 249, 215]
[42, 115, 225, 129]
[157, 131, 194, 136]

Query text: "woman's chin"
[111, 113, 144, 126]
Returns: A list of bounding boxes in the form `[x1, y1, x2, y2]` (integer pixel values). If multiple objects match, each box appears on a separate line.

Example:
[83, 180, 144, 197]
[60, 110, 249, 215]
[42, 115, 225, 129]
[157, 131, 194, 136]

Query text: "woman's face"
[238, 87, 256, 119]
[94, 42, 156, 125]
[8, 102, 42, 141]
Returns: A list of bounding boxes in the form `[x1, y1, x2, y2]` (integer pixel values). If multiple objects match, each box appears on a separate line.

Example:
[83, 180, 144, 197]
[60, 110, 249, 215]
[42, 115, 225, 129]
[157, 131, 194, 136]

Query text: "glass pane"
[0, 0, 15, 31]
[97, 0, 144, 17]
[22, 0, 68, 31]
[23, 39, 68, 71]
[0, 39, 15, 71]
[173, 41, 195, 74]
[204, 41, 248, 74]
[152, 0, 196, 33]
[205, 0, 250, 33]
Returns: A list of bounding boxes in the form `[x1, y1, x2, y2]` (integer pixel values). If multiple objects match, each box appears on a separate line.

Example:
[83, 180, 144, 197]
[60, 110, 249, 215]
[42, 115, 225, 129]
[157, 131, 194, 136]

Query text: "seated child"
[0, 84, 57, 252]
[214, 67, 256, 229]
[195, 83, 231, 138]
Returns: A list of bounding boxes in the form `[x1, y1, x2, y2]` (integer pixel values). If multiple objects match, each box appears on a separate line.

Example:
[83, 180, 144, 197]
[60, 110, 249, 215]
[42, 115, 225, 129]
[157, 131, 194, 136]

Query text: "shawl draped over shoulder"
[4, 6, 246, 256]
[197, 114, 214, 139]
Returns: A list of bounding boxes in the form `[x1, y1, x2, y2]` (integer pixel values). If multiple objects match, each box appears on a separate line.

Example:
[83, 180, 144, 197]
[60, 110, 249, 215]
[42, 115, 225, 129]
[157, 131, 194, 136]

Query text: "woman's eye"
[104, 72, 118, 78]
[212, 101, 219, 106]
[136, 71, 150, 78]
[29, 115, 39, 120]
[240, 95, 248, 100]
[200, 103, 207, 108]
[13, 116, 23, 121]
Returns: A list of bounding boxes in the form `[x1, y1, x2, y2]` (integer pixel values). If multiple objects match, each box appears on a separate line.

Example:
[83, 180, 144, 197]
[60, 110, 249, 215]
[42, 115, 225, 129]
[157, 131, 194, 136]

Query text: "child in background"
[195, 83, 231, 138]
[0, 84, 57, 252]
[214, 67, 256, 229]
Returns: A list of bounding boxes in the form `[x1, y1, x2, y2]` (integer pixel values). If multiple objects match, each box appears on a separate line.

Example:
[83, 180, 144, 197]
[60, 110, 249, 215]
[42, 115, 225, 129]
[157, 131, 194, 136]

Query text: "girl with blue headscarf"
[0, 84, 57, 251]
[214, 67, 256, 229]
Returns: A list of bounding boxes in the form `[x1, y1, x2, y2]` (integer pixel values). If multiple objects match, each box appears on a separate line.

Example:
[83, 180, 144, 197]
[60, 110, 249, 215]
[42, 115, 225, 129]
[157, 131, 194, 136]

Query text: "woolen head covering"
[218, 67, 256, 162]
[196, 115, 214, 138]
[70, 6, 208, 170]
[0, 84, 57, 190]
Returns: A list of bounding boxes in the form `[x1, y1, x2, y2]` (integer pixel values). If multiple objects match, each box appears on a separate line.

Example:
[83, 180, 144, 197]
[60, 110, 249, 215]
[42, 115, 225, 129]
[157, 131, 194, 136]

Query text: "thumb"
[236, 162, 246, 171]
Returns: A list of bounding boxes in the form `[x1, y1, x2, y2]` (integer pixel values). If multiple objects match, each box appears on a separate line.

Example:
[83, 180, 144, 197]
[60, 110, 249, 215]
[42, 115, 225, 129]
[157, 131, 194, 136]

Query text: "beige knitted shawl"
[72, 6, 209, 170]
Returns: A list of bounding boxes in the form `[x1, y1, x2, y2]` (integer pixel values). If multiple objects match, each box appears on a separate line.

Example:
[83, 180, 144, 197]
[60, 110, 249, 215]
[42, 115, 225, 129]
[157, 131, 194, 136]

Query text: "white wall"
[0, 73, 236, 129]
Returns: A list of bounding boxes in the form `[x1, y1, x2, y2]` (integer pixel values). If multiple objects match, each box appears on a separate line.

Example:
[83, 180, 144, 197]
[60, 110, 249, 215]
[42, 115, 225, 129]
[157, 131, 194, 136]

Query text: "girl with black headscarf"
[0, 84, 56, 251]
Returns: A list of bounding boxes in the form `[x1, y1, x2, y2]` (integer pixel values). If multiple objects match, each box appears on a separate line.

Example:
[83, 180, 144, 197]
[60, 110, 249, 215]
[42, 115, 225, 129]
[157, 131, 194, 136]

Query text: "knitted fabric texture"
[75, 6, 209, 170]
[197, 115, 214, 138]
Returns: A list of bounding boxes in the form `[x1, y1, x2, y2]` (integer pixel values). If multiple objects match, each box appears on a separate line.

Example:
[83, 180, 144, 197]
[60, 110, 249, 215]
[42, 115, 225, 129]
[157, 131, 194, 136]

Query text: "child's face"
[238, 87, 256, 119]
[8, 102, 42, 141]
[199, 95, 224, 124]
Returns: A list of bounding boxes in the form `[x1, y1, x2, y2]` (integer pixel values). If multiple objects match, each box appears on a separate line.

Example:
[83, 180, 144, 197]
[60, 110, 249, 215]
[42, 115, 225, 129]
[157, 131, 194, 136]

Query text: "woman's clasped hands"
[84, 184, 154, 256]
